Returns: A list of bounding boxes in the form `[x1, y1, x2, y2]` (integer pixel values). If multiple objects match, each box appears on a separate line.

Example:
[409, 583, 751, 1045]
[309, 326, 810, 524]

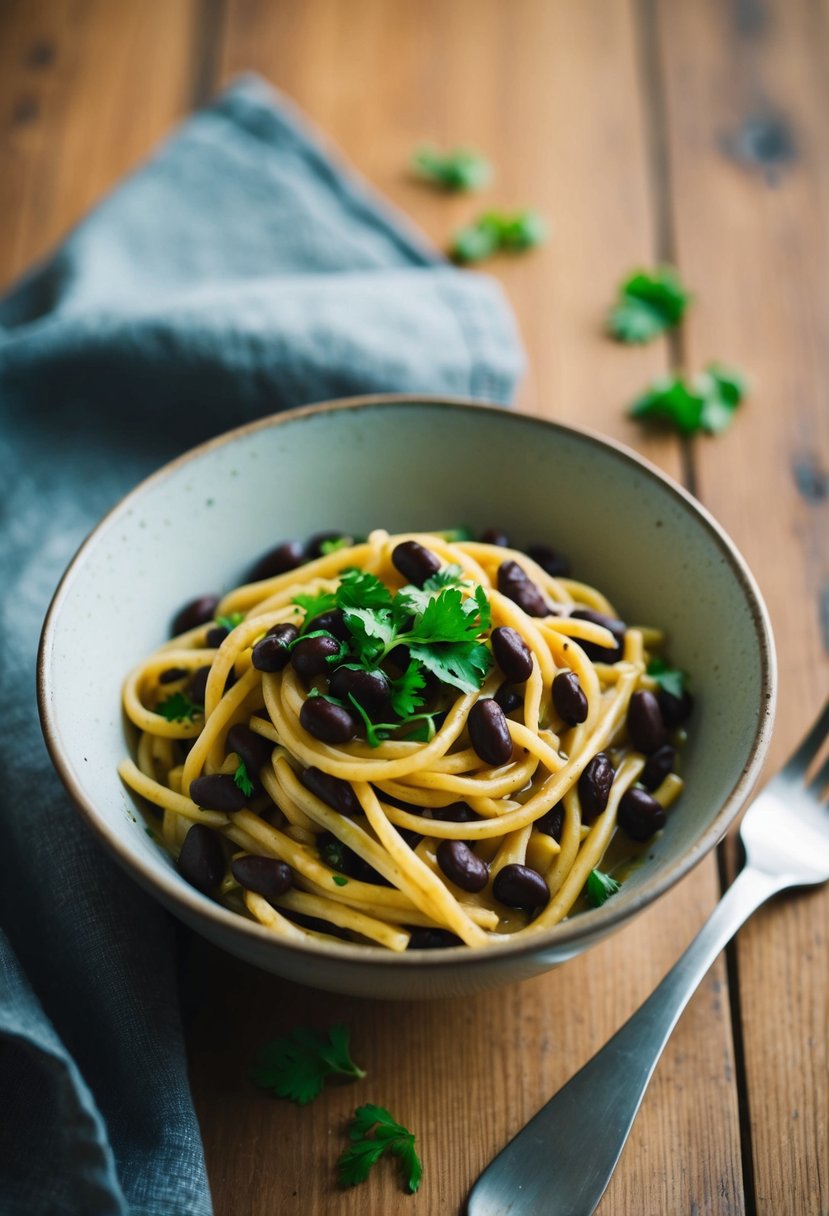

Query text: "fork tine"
[783, 699, 829, 779]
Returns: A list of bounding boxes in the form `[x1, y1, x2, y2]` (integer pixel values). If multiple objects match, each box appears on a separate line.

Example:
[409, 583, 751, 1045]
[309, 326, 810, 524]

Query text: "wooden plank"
[655, 1, 829, 1211]
[180, 2, 745, 1213]
[0, 0, 203, 292]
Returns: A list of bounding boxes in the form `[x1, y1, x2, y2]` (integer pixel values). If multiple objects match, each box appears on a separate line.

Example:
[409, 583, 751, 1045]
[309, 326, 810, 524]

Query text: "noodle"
[120, 529, 688, 952]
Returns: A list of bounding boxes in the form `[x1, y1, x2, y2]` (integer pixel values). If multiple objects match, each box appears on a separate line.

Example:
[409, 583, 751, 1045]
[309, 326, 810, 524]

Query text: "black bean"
[252, 624, 298, 672]
[178, 824, 225, 895]
[291, 634, 342, 679]
[317, 831, 387, 885]
[226, 724, 273, 781]
[329, 666, 391, 716]
[231, 854, 292, 900]
[481, 528, 510, 547]
[618, 787, 667, 841]
[300, 766, 360, 815]
[407, 928, 462, 950]
[493, 863, 550, 910]
[436, 840, 489, 892]
[189, 773, 249, 812]
[497, 560, 550, 617]
[552, 670, 588, 726]
[391, 540, 441, 587]
[536, 804, 563, 841]
[386, 643, 411, 671]
[306, 608, 350, 641]
[159, 666, 188, 684]
[627, 690, 668, 754]
[657, 687, 694, 728]
[427, 801, 479, 824]
[570, 609, 626, 662]
[299, 697, 357, 744]
[172, 594, 220, 637]
[526, 543, 571, 578]
[187, 665, 211, 706]
[491, 626, 534, 683]
[205, 625, 228, 648]
[579, 752, 615, 821]
[468, 698, 514, 767]
[494, 682, 523, 715]
[247, 540, 306, 582]
[641, 743, 676, 791]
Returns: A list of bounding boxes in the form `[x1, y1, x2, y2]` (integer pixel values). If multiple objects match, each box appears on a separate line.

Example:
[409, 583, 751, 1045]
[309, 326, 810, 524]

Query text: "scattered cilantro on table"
[647, 657, 687, 700]
[630, 363, 747, 436]
[251, 1024, 365, 1105]
[586, 869, 621, 907]
[412, 146, 492, 192]
[608, 266, 691, 343]
[451, 210, 548, 263]
[337, 1104, 423, 1193]
[154, 691, 201, 722]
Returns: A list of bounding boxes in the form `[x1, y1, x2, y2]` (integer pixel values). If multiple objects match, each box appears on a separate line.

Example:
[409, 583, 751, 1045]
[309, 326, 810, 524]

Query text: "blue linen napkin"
[0, 75, 523, 1215]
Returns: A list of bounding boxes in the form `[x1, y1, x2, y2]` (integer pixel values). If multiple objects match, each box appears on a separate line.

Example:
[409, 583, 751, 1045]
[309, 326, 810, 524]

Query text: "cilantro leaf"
[336, 569, 394, 612]
[155, 691, 201, 722]
[451, 210, 548, 263]
[320, 536, 351, 554]
[410, 640, 491, 695]
[332, 874, 349, 886]
[409, 586, 489, 645]
[608, 267, 691, 343]
[215, 612, 245, 632]
[630, 363, 747, 436]
[341, 607, 396, 665]
[293, 589, 338, 622]
[586, 869, 621, 907]
[647, 657, 687, 700]
[251, 1024, 365, 1105]
[233, 760, 254, 798]
[388, 659, 427, 718]
[338, 1104, 422, 1193]
[423, 563, 466, 591]
[412, 145, 492, 192]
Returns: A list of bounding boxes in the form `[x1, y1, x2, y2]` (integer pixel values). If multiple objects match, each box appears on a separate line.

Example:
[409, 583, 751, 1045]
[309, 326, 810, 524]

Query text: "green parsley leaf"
[338, 1104, 423, 1193]
[233, 760, 254, 798]
[423, 563, 467, 591]
[341, 607, 396, 665]
[388, 659, 427, 718]
[451, 210, 548, 263]
[647, 657, 687, 700]
[215, 612, 245, 632]
[630, 363, 747, 437]
[608, 266, 691, 343]
[320, 536, 352, 555]
[293, 589, 338, 622]
[155, 691, 201, 722]
[336, 569, 394, 612]
[410, 640, 491, 695]
[412, 145, 492, 192]
[332, 874, 349, 887]
[586, 869, 621, 907]
[251, 1024, 366, 1105]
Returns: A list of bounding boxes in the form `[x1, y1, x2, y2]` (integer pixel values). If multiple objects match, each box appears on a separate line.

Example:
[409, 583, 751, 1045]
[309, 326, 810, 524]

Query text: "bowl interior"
[39, 398, 775, 983]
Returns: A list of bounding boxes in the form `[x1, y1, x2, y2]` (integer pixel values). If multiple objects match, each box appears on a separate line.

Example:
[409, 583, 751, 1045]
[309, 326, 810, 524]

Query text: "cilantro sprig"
[586, 869, 621, 907]
[630, 364, 747, 436]
[251, 1024, 365, 1105]
[451, 210, 547, 263]
[647, 657, 687, 700]
[155, 691, 201, 722]
[233, 760, 254, 797]
[608, 266, 691, 343]
[338, 1104, 423, 1193]
[413, 145, 492, 192]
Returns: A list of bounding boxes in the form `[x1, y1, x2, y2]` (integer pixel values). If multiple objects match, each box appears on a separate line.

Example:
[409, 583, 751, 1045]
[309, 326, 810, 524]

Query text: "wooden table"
[3, 2, 827, 1212]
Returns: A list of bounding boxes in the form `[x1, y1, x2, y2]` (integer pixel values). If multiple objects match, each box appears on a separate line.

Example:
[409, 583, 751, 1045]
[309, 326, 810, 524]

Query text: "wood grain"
[655, 2, 829, 1211]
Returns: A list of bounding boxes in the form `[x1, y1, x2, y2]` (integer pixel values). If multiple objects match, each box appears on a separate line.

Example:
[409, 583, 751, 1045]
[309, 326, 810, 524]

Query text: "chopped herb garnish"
[412, 145, 492, 192]
[608, 266, 691, 343]
[451, 210, 548, 263]
[586, 869, 621, 907]
[630, 363, 747, 436]
[215, 612, 245, 632]
[337, 1104, 422, 1193]
[332, 874, 349, 887]
[233, 760, 254, 798]
[293, 589, 338, 621]
[251, 1024, 365, 1105]
[320, 536, 352, 555]
[647, 657, 687, 700]
[155, 691, 201, 722]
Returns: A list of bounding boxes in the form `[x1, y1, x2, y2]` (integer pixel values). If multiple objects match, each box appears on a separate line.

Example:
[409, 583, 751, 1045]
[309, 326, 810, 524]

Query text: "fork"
[467, 700, 829, 1216]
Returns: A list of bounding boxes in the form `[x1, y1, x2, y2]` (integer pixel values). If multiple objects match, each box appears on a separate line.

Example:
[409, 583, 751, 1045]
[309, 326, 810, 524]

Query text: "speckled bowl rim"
[38, 394, 777, 974]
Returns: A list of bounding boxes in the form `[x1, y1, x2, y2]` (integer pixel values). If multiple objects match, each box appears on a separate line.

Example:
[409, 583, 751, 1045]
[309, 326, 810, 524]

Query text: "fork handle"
[467, 864, 791, 1216]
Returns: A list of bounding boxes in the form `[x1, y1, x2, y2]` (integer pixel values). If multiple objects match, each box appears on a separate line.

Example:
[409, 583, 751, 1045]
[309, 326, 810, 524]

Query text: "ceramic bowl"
[38, 396, 776, 998]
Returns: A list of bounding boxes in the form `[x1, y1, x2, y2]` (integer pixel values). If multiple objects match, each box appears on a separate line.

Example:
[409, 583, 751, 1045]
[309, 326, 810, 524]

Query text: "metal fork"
[467, 700, 829, 1216]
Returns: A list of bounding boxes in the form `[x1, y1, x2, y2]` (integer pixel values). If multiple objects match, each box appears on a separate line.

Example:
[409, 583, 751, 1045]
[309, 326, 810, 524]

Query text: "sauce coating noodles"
[120, 530, 686, 951]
